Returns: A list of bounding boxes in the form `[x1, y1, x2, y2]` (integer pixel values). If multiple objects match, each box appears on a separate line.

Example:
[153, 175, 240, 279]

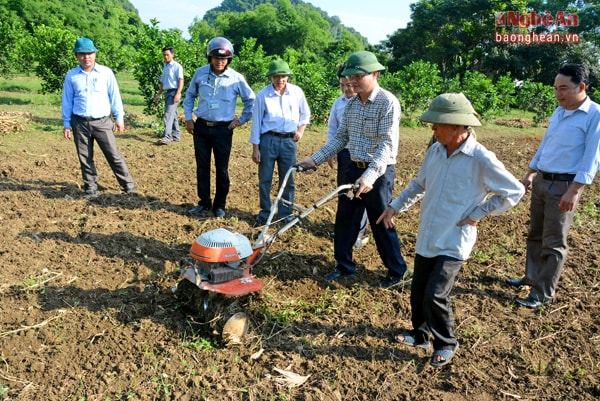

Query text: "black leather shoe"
[379, 275, 409, 289]
[516, 296, 550, 309]
[323, 268, 356, 281]
[214, 208, 226, 218]
[505, 277, 532, 287]
[189, 205, 207, 215]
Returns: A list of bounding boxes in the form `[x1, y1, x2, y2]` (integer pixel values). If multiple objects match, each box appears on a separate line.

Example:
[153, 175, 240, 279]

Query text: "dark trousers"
[411, 254, 462, 351]
[71, 115, 134, 191]
[525, 175, 578, 302]
[334, 163, 407, 277]
[336, 149, 368, 240]
[192, 121, 233, 210]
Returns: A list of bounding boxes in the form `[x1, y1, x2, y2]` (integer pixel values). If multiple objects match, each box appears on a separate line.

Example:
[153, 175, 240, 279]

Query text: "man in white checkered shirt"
[297, 51, 408, 288]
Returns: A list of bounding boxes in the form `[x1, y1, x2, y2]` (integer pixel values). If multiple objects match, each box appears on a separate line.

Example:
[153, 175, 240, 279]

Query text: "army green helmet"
[266, 59, 293, 77]
[341, 51, 385, 76]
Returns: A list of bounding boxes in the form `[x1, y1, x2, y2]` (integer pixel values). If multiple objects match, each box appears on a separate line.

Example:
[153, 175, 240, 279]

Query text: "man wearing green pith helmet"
[378, 93, 524, 367]
[297, 51, 409, 288]
[250, 59, 310, 225]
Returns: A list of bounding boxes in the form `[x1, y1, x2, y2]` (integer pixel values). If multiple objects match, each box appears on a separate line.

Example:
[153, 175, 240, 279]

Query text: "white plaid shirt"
[312, 85, 400, 185]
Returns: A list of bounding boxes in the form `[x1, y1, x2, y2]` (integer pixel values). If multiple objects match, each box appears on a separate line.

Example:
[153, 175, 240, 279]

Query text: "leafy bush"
[0, 19, 33, 77]
[292, 61, 338, 125]
[494, 73, 517, 114]
[515, 80, 556, 125]
[233, 37, 272, 92]
[30, 25, 78, 94]
[381, 60, 441, 124]
[459, 70, 499, 118]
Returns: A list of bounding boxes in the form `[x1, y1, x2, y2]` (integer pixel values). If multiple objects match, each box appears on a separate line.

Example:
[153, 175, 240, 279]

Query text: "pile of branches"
[0, 111, 32, 134]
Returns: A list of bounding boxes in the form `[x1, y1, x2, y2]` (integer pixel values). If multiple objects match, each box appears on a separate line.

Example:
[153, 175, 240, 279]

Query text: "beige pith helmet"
[419, 93, 481, 127]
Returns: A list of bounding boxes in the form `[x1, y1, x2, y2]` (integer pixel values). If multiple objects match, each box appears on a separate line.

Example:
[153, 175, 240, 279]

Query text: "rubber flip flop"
[394, 332, 431, 349]
[430, 342, 459, 367]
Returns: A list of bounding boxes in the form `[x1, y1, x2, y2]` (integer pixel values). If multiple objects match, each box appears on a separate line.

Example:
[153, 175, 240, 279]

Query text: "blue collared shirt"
[312, 85, 400, 186]
[183, 65, 255, 124]
[62, 63, 124, 128]
[530, 96, 600, 185]
[249, 82, 311, 144]
[327, 94, 352, 142]
[390, 134, 524, 260]
[160, 59, 184, 90]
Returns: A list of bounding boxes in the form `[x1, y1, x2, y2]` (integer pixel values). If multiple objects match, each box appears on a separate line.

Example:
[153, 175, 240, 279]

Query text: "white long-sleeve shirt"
[390, 134, 524, 260]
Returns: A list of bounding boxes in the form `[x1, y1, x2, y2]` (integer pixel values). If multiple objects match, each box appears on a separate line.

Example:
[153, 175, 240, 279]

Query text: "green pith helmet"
[341, 51, 385, 76]
[419, 93, 481, 126]
[73, 37, 97, 53]
[266, 60, 293, 77]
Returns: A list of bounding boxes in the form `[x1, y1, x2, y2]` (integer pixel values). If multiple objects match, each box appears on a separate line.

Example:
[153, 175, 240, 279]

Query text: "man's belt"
[198, 118, 231, 127]
[353, 161, 369, 169]
[264, 131, 294, 138]
[539, 170, 575, 182]
[73, 115, 107, 121]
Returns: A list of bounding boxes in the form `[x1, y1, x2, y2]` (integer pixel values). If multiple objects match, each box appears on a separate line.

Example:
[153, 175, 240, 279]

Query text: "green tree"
[233, 37, 272, 91]
[515, 80, 556, 125]
[0, 0, 143, 74]
[380, 60, 441, 123]
[460, 70, 499, 118]
[291, 60, 338, 125]
[386, 0, 600, 87]
[30, 25, 78, 93]
[210, 0, 342, 61]
[0, 19, 32, 77]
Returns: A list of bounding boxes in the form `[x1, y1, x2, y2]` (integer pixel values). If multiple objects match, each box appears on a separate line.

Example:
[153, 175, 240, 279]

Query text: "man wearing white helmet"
[378, 93, 524, 367]
[184, 37, 255, 218]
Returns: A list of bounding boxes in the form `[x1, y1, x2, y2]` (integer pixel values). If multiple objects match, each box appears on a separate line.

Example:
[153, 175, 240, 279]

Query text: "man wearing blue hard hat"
[61, 37, 135, 198]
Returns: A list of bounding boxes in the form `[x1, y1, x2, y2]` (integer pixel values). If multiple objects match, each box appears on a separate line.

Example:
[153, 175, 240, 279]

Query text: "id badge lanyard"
[208, 75, 221, 110]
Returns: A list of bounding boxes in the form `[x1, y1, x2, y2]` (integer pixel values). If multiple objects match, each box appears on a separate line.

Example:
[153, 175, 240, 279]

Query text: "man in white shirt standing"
[250, 60, 310, 224]
[153, 46, 184, 144]
[378, 93, 524, 367]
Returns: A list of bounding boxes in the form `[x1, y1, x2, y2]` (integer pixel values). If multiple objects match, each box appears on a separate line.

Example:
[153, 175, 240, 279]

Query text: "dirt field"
[1, 109, 599, 400]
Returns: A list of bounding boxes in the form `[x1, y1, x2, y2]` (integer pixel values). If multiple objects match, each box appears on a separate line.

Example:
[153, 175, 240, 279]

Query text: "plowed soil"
[1, 112, 599, 400]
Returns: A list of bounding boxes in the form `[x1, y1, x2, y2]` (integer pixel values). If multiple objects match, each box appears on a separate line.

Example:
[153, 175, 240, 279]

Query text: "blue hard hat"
[73, 37, 97, 53]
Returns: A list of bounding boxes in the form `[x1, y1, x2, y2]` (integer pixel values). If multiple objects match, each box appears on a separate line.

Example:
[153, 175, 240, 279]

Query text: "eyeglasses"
[347, 73, 370, 80]
[341, 65, 372, 80]
[344, 65, 370, 74]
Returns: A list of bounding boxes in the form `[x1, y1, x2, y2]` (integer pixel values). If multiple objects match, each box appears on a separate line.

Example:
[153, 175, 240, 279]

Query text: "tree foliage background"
[1, 0, 599, 124]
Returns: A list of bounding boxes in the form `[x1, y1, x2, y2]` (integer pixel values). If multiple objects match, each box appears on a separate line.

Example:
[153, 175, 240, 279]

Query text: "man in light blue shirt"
[62, 37, 134, 197]
[183, 37, 255, 218]
[378, 93, 524, 367]
[506, 64, 600, 308]
[250, 60, 310, 224]
[153, 46, 184, 144]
